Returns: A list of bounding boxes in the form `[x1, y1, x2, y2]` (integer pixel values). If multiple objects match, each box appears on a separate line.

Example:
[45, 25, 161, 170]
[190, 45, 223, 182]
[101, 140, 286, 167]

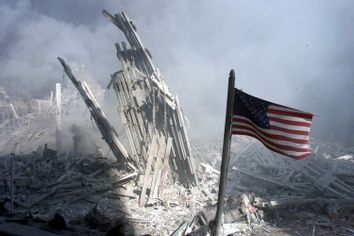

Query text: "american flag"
[232, 88, 313, 159]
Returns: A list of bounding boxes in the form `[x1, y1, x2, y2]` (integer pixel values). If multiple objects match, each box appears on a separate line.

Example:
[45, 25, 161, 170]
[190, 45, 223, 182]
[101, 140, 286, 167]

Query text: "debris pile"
[0, 151, 136, 234]
[0, 148, 218, 235]
[1, 138, 354, 235]
[184, 138, 354, 235]
[228, 138, 354, 200]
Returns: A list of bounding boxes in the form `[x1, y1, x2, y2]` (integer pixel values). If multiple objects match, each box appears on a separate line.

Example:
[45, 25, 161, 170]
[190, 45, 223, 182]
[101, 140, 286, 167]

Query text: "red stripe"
[233, 130, 311, 159]
[269, 117, 311, 127]
[233, 125, 310, 152]
[270, 125, 309, 135]
[267, 108, 313, 119]
[235, 131, 311, 159]
[232, 118, 309, 144]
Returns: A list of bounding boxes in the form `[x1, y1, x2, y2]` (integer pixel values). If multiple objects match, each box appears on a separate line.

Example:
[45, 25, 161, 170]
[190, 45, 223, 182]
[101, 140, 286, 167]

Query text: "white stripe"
[267, 113, 312, 123]
[269, 104, 312, 116]
[232, 115, 309, 140]
[231, 125, 310, 149]
[269, 120, 311, 132]
[233, 129, 311, 157]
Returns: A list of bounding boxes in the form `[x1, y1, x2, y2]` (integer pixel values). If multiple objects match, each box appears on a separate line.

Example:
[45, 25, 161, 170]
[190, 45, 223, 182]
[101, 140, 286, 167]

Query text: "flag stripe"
[269, 116, 311, 127]
[232, 126, 310, 150]
[267, 113, 312, 123]
[267, 108, 313, 119]
[233, 116, 309, 141]
[269, 121, 310, 132]
[233, 130, 311, 158]
[232, 126, 309, 148]
[270, 125, 310, 135]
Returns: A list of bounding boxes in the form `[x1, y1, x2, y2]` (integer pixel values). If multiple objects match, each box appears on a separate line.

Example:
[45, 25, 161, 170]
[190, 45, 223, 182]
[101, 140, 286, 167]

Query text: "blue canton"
[233, 89, 271, 129]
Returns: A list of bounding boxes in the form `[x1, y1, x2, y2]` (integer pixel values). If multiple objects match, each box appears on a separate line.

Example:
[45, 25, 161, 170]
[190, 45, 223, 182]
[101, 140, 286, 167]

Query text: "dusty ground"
[0, 138, 354, 235]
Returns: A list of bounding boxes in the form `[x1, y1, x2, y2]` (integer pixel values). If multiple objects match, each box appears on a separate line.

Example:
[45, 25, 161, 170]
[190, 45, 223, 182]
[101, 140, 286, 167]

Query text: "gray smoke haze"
[1, 0, 354, 144]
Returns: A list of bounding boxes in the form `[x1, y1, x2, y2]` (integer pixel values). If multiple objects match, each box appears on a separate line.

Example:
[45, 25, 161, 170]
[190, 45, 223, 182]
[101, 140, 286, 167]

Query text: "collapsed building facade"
[58, 10, 199, 207]
[103, 10, 198, 202]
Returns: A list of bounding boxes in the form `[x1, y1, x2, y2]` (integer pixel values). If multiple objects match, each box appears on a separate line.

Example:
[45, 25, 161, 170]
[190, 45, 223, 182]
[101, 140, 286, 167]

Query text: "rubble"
[0, 148, 214, 235]
[1, 135, 354, 235]
[184, 137, 354, 235]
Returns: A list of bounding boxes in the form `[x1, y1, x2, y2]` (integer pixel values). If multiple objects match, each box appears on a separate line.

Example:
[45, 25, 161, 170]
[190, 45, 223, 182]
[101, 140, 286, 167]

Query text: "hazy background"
[1, 0, 353, 145]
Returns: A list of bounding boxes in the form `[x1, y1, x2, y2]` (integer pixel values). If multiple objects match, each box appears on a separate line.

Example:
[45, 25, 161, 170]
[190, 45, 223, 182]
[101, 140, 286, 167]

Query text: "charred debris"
[0, 10, 354, 236]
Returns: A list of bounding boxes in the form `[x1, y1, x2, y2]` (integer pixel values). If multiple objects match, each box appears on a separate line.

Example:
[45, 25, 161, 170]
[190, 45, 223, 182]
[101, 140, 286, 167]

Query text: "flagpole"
[213, 70, 236, 236]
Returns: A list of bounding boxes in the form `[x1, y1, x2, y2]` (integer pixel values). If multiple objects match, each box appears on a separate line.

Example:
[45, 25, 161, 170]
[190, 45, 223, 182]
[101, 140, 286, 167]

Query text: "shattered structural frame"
[102, 11, 198, 205]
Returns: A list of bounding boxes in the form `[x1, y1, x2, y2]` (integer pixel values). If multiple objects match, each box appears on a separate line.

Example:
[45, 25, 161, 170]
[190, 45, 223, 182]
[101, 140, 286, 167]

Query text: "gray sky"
[1, 0, 353, 144]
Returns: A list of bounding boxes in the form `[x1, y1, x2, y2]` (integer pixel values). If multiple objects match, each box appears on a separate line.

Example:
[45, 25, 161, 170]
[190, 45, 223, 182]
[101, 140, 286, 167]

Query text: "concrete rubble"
[0, 146, 215, 235]
[1, 136, 354, 235]
[184, 138, 354, 236]
[0, 9, 353, 236]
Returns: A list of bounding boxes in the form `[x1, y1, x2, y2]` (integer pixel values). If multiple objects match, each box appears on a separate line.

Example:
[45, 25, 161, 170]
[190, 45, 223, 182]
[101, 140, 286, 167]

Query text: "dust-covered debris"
[184, 138, 354, 235]
[0, 148, 218, 235]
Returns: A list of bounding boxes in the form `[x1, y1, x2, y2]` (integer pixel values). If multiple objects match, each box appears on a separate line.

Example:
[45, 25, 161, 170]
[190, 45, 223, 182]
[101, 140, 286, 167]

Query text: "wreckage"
[57, 57, 136, 170]
[57, 10, 198, 207]
[103, 10, 198, 203]
[1, 9, 354, 236]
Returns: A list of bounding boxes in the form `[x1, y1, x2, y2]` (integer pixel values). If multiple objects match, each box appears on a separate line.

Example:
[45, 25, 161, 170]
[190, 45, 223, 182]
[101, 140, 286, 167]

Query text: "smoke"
[0, 1, 120, 98]
[1, 0, 354, 144]
[69, 124, 101, 155]
[70, 124, 82, 154]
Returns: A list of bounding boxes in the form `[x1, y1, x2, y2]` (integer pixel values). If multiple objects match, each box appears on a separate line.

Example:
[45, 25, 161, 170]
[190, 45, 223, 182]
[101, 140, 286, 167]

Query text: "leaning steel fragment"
[57, 57, 137, 170]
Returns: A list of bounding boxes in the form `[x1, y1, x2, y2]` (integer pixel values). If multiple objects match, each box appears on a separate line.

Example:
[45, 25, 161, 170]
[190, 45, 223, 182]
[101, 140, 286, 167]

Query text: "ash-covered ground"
[0, 100, 354, 236]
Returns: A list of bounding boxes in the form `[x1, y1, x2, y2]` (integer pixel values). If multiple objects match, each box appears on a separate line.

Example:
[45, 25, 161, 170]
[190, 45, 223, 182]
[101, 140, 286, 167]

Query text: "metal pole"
[213, 70, 235, 236]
